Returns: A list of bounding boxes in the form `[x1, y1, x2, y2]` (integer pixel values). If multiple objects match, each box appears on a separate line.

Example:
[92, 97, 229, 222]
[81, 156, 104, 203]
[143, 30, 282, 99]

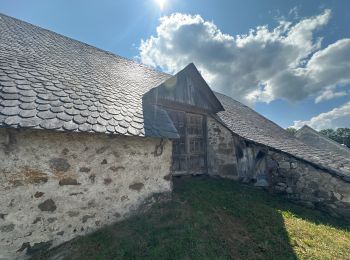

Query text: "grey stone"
[59, 177, 80, 186]
[67, 211, 80, 217]
[0, 224, 15, 232]
[79, 167, 91, 173]
[279, 161, 291, 169]
[49, 158, 70, 172]
[101, 159, 107, 165]
[129, 182, 144, 191]
[82, 214, 95, 223]
[286, 187, 293, 194]
[104, 178, 112, 185]
[34, 192, 44, 198]
[38, 199, 57, 212]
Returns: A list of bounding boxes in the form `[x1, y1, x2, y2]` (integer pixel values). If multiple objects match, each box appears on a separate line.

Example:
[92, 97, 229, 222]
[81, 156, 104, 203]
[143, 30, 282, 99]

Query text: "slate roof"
[295, 125, 350, 158]
[0, 13, 178, 138]
[216, 93, 350, 180]
[1, 13, 349, 180]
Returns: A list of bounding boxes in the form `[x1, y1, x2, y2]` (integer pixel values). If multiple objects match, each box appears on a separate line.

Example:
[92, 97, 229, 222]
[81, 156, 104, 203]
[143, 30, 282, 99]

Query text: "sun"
[155, 0, 166, 10]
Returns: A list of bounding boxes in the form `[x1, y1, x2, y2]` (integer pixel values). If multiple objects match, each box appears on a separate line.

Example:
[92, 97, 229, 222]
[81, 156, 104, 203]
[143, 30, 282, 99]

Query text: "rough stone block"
[279, 161, 290, 169]
[290, 162, 298, 169]
[38, 199, 57, 212]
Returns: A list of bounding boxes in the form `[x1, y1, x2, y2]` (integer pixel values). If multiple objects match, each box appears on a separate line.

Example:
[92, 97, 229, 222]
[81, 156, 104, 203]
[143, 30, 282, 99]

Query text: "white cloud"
[289, 7, 300, 20]
[292, 101, 350, 130]
[315, 88, 348, 103]
[139, 10, 350, 106]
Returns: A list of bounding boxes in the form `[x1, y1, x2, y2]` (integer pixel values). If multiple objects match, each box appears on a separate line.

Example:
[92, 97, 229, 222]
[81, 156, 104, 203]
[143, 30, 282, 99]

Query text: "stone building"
[0, 13, 349, 259]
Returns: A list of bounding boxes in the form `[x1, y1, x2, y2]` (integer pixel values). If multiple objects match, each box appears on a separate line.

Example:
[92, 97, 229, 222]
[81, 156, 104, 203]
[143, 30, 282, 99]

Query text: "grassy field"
[34, 176, 350, 260]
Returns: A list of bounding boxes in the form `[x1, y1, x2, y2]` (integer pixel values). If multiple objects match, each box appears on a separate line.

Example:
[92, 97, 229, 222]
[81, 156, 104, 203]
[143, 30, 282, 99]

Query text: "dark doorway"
[166, 109, 207, 175]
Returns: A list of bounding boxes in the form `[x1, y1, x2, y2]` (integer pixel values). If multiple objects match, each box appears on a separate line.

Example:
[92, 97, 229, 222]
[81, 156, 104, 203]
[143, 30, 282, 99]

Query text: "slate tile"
[57, 112, 73, 122]
[1, 100, 20, 107]
[63, 121, 79, 131]
[19, 109, 37, 118]
[18, 116, 40, 128]
[37, 104, 51, 111]
[78, 123, 92, 132]
[37, 110, 56, 120]
[40, 118, 63, 129]
[2, 93, 20, 100]
[92, 124, 106, 133]
[1, 106, 21, 116]
[4, 115, 21, 125]
[73, 115, 86, 124]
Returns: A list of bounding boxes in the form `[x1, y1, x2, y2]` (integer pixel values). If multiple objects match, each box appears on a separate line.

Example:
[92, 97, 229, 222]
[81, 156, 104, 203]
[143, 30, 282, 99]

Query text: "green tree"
[286, 127, 297, 136]
[319, 128, 350, 148]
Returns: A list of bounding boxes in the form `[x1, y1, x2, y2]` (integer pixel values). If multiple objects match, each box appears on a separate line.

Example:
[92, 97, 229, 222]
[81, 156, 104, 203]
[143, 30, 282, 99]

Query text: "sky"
[1, 0, 350, 130]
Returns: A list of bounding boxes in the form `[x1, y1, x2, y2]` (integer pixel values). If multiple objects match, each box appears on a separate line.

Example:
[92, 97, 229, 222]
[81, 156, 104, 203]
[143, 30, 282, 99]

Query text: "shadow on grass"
[32, 176, 349, 260]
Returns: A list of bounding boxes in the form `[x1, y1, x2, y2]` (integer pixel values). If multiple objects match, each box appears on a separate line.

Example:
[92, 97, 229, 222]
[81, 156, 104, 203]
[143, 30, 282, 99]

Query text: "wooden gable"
[144, 63, 224, 113]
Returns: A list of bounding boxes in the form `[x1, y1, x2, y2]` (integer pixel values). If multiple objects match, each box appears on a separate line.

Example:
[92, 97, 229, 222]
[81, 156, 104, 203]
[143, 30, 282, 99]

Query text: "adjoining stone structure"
[206, 120, 350, 218]
[0, 128, 172, 259]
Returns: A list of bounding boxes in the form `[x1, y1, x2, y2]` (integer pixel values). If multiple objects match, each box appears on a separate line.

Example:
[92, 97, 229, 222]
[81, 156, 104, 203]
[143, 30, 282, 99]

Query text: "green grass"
[34, 176, 350, 260]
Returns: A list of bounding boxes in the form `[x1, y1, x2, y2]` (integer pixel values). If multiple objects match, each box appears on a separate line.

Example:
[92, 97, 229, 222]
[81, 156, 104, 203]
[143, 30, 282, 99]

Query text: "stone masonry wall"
[207, 118, 350, 218]
[0, 128, 172, 259]
[268, 151, 350, 218]
[207, 116, 238, 179]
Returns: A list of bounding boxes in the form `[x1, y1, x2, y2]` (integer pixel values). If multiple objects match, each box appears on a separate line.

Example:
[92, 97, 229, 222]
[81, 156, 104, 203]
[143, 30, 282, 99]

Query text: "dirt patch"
[8, 167, 48, 186]
[24, 168, 48, 184]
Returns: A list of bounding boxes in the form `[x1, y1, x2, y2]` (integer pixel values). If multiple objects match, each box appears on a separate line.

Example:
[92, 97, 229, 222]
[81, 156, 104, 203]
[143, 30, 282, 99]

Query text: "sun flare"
[155, 0, 166, 10]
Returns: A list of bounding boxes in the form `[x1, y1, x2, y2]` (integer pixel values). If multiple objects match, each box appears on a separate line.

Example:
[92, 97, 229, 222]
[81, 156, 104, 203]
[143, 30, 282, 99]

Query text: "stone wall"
[207, 116, 237, 178]
[207, 117, 268, 183]
[0, 128, 172, 259]
[203, 117, 349, 218]
[268, 151, 350, 218]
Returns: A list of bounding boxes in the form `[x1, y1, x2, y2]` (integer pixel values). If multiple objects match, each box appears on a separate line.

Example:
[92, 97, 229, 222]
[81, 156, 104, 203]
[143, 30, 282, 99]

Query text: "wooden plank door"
[167, 109, 207, 175]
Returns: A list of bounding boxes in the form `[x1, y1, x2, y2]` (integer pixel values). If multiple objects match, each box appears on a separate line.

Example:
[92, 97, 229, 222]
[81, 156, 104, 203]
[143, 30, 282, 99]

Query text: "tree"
[286, 127, 297, 136]
[319, 128, 350, 148]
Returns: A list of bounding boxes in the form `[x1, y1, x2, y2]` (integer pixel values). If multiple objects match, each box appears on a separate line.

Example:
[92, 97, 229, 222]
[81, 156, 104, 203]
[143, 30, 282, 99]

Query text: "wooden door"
[166, 109, 207, 175]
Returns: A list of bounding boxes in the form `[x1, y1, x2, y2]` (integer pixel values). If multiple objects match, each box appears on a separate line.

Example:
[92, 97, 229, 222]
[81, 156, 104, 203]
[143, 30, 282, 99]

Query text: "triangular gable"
[295, 125, 350, 157]
[144, 63, 224, 113]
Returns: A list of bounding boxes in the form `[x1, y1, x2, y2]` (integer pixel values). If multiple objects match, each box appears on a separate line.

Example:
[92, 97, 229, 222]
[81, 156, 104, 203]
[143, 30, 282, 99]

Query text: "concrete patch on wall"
[0, 128, 172, 259]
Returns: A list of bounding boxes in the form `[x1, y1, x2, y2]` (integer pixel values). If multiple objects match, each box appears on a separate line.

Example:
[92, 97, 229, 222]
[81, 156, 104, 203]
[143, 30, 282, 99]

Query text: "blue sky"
[1, 0, 349, 129]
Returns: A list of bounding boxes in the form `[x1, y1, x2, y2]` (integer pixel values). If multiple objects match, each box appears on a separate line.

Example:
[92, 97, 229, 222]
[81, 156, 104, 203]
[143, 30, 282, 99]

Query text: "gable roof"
[144, 63, 224, 113]
[0, 13, 178, 138]
[296, 125, 350, 158]
[216, 93, 350, 181]
[1, 13, 349, 180]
